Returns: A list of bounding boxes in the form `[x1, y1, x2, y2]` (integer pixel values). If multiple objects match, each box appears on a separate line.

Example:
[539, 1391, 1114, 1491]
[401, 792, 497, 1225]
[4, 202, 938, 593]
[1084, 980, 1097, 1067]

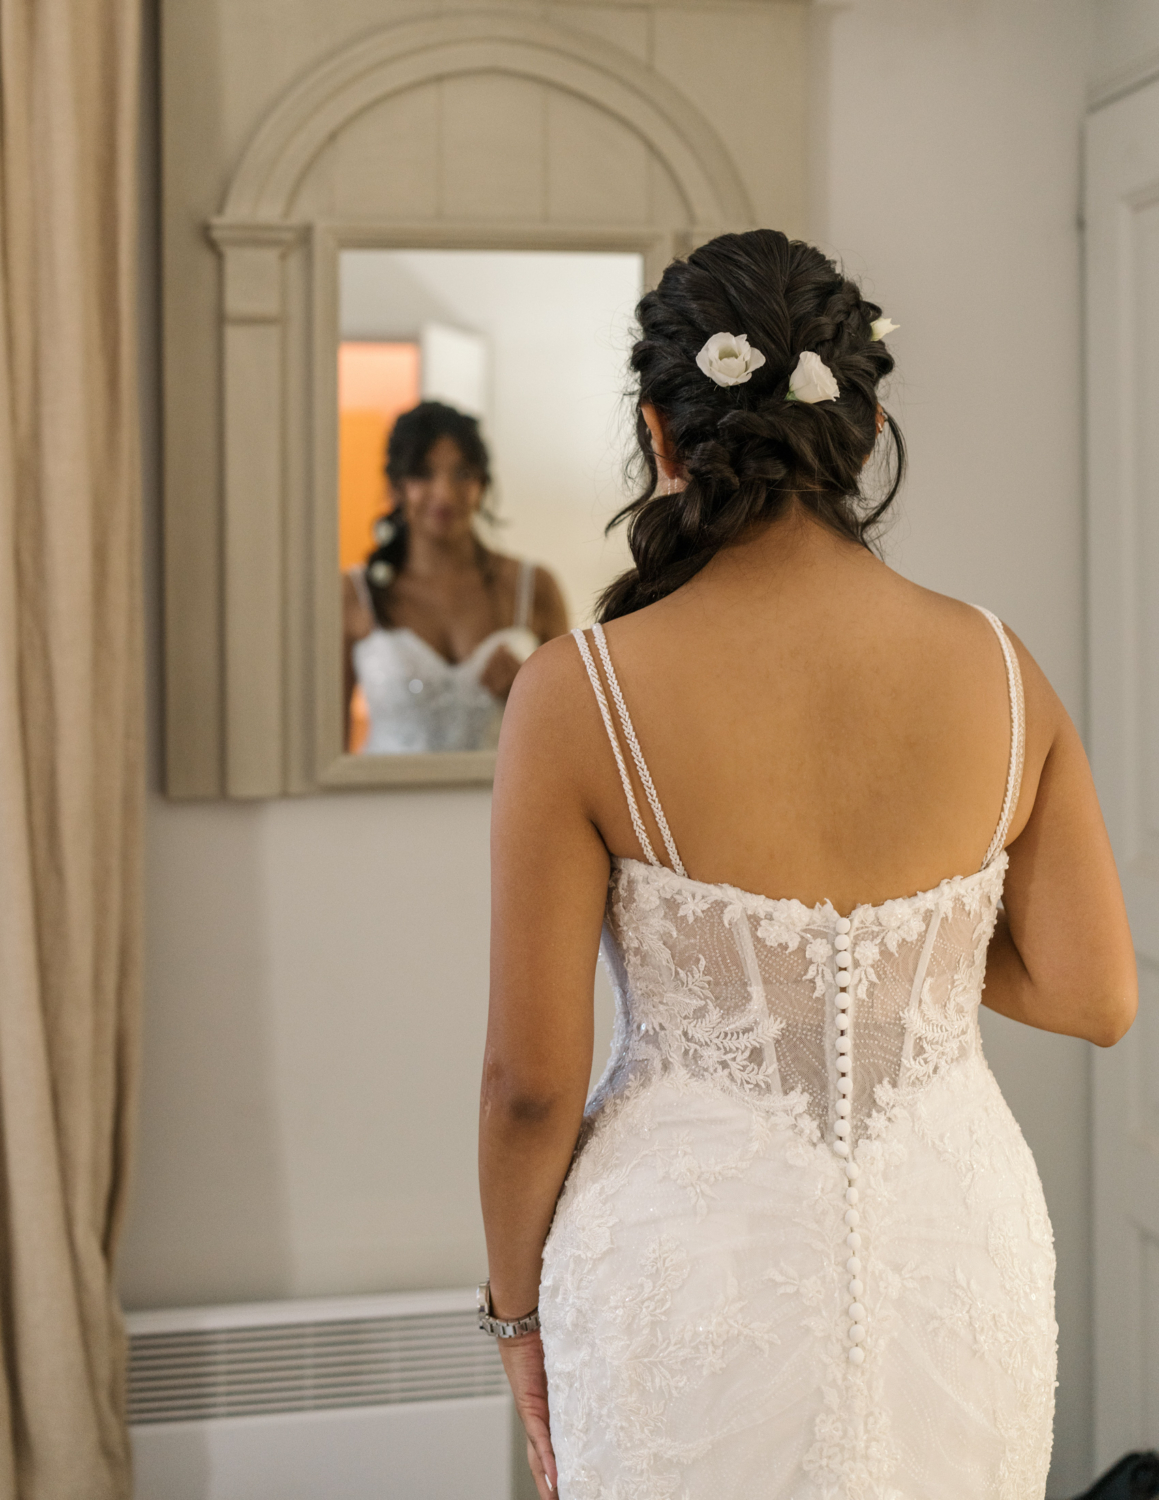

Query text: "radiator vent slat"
[127, 1293, 506, 1425]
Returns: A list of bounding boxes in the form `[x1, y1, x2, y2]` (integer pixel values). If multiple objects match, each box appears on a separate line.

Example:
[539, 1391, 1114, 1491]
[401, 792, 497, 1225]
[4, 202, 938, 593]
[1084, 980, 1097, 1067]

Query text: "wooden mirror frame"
[309, 223, 671, 791]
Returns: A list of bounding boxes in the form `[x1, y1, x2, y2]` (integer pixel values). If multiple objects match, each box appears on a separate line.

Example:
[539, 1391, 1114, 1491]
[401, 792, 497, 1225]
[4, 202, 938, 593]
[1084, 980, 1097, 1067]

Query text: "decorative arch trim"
[219, 12, 755, 227]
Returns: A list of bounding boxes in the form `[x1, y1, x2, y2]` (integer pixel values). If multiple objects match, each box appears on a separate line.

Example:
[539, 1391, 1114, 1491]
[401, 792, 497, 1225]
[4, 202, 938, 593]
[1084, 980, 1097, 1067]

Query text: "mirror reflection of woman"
[343, 402, 569, 753]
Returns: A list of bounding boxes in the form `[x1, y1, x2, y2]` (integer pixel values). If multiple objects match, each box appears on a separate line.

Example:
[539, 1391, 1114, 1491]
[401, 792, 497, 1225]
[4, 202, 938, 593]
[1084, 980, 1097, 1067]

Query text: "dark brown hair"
[598, 229, 905, 622]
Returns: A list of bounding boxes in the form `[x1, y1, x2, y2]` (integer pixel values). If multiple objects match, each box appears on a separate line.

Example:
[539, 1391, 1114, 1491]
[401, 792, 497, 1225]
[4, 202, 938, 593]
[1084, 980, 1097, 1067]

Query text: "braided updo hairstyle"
[598, 229, 905, 622]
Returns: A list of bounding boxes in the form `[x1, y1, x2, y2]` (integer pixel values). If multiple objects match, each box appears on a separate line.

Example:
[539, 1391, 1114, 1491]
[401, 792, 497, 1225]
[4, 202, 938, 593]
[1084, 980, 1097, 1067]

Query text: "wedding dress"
[350, 560, 538, 753]
[539, 609, 1056, 1500]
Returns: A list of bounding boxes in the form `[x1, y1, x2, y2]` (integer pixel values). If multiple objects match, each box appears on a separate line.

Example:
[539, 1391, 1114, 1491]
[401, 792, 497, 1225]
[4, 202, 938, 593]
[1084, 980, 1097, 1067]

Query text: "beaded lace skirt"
[539, 855, 1056, 1500]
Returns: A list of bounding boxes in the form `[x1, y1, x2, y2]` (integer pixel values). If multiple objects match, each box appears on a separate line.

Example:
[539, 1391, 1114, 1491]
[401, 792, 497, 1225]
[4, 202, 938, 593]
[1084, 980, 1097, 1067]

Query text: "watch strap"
[477, 1281, 541, 1338]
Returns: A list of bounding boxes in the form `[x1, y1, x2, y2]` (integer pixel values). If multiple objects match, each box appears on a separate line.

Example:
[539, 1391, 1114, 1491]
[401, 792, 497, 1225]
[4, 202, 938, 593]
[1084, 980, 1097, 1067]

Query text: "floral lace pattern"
[540, 857, 1057, 1500]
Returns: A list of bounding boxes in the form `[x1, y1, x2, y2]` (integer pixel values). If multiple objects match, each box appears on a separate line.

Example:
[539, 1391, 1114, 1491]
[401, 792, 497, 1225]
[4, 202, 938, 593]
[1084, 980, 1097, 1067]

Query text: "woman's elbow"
[481, 1061, 570, 1129]
[1064, 976, 1138, 1047]
[1088, 990, 1137, 1048]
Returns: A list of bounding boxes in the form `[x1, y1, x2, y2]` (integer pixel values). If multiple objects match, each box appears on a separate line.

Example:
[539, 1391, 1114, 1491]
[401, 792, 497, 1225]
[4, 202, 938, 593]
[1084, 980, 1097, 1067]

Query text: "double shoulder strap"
[572, 624, 687, 877]
[572, 605, 1025, 878]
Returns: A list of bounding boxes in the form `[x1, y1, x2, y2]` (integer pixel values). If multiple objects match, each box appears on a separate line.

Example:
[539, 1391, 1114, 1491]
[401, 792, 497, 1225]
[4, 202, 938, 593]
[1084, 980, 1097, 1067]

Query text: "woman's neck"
[405, 529, 483, 578]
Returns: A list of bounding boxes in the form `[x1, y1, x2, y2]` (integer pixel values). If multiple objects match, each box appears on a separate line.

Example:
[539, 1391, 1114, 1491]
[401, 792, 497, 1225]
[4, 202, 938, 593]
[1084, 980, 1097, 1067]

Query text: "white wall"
[1090, 0, 1159, 88]
[812, 2, 1094, 1492]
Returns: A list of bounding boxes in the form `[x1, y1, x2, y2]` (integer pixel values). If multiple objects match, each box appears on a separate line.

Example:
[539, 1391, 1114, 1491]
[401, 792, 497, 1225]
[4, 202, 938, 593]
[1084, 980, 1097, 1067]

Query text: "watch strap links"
[477, 1281, 541, 1338]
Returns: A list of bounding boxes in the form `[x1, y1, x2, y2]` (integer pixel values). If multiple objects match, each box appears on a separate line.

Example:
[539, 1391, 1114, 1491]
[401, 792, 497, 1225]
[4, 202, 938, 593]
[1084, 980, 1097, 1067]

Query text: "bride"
[477, 229, 1137, 1499]
[342, 401, 568, 754]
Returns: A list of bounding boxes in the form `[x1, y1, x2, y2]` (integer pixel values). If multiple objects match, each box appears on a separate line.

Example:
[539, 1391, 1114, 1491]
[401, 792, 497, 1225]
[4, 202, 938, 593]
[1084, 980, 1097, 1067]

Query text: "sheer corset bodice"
[594, 856, 1004, 1155]
[538, 608, 1055, 1500]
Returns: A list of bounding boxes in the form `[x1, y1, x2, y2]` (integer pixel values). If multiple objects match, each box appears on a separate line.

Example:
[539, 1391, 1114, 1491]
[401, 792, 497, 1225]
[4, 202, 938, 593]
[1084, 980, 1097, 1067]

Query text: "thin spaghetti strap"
[571, 628, 661, 868]
[972, 605, 1026, 869]
[514, 560, 535, 631]
[591, 624, 687, 878]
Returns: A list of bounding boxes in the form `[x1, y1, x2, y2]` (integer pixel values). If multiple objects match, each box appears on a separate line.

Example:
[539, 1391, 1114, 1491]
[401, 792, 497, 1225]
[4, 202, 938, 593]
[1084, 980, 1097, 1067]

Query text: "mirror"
[335, 248, 642, 759]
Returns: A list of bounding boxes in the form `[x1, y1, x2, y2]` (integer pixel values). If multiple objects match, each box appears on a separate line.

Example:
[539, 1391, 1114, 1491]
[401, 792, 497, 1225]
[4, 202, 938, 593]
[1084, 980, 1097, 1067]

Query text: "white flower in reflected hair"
[870, 317, 899, 341]
[695, 331, 767, 387]
[787, 351, 840, 404]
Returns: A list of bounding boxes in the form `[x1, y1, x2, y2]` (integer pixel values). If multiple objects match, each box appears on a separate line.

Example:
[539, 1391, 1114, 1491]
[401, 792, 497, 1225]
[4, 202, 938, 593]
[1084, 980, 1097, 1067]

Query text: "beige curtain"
[0, 0, 142, 1495]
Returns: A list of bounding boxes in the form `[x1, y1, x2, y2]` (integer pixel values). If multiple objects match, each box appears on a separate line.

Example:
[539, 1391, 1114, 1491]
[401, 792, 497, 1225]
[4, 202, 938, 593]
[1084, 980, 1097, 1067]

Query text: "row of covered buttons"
[832, 915, 866, 1365]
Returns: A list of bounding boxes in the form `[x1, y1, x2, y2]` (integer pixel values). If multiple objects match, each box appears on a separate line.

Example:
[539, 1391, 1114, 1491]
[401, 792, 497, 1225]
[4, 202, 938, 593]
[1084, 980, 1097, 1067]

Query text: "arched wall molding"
[217, 12, 755, 227]
[181, 10, 758, 797]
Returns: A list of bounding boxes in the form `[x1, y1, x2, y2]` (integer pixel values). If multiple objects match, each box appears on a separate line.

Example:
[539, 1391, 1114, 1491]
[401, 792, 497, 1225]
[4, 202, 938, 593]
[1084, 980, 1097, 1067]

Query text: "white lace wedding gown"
[350, 560, 538, 753]
[539, 610, 1056, 1500]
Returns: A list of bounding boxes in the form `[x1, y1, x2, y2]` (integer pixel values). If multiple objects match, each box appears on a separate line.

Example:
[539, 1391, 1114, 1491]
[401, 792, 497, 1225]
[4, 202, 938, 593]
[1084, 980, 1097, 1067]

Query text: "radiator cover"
[126, 1288, 513, 1500]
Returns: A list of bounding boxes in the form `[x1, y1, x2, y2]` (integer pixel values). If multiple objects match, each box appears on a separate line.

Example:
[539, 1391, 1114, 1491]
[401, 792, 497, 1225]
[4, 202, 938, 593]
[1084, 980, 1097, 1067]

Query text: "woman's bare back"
[552, 508, 1051, 914]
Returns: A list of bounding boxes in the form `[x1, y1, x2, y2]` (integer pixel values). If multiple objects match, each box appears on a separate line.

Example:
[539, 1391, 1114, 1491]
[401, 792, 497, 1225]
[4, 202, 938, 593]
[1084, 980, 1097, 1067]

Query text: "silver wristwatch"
[477, 1281, 541, 1338]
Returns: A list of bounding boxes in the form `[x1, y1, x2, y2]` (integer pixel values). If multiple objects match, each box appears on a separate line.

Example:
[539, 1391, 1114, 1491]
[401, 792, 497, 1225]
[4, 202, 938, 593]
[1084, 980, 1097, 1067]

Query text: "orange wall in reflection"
[338, 341, 420, 571]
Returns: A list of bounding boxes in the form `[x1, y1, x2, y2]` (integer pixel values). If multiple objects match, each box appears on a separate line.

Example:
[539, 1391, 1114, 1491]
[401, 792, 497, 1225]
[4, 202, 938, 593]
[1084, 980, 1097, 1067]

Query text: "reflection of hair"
[364, 401, 492, 624]
[598, 229, 906, 622]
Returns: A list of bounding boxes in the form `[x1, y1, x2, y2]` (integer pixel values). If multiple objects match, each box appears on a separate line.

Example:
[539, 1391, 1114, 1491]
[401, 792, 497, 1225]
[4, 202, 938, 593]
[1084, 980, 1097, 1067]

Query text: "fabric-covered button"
[837, 1056, 852, 1075]
[847, 1231, 861, 1251]
[836, 951, 852, 969]
[836, 1013, 850, 1032]
[845, 1186, 858, 1204]
[844, 1161, 860, 1179]
[834, 934, 851, 951]
[836, 1099, 851, 1118]
[846, 1256, 861, 1275]
[844, 1209, 860, 1227]
[834, 1119, 850, 1138]
[836, 917, 852, 934]
[837, 1075, 852, 1096]
[849, 1323, 866, 1343]
[836, 1035, 851, 1054]
[849, 1278, 864, 1297]
[848, 1345, 865, 1365]
[836, 971, 852, 988]
[834, 1140, 850, 1157]
[849, 1302, 866, 1321]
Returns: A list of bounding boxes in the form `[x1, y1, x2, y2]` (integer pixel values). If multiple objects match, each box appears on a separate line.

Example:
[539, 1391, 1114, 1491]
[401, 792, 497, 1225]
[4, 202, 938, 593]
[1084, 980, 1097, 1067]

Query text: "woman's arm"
[981, 636, 1137, 1046]
[480, 638, 611, 1496]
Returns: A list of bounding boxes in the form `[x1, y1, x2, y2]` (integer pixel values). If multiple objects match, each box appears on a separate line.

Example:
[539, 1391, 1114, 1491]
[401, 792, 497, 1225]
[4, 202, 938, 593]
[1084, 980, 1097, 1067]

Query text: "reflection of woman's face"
[396, 435, 484, 545]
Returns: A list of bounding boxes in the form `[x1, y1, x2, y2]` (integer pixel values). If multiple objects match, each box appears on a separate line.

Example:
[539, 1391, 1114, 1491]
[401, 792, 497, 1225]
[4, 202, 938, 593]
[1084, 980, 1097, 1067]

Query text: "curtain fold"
[0, 0, 143, 1496]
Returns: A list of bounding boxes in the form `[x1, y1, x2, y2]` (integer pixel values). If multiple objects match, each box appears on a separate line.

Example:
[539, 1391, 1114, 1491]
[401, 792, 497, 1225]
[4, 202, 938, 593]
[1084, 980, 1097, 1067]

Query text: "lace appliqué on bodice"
[593, 856, 1002, 1152]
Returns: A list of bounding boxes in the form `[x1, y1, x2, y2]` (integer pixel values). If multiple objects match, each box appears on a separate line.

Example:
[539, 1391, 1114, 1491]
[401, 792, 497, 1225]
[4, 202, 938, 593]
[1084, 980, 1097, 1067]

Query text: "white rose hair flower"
[870, 317, 899, 341]
[786, 351, 840, 404]
[695, 332, 767, 387]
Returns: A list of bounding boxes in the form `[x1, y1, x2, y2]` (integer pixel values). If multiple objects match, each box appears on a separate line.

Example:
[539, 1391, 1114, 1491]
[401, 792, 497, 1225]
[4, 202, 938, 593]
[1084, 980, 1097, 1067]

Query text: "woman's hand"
[499, 1332, 558, 1496]
[480, 643, 524, 699]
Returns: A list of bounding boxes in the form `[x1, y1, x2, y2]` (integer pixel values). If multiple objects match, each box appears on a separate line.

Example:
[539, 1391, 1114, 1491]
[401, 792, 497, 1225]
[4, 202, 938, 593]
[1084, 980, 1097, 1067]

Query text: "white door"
[1087, 78, 1159, 1470]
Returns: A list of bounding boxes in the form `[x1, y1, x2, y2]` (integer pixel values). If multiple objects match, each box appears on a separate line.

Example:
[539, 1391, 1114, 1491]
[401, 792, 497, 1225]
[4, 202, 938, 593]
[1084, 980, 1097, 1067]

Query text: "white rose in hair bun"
[696, 332, 767, 387]
[787, 351, 840, 404]
[870, 317, 899, 341]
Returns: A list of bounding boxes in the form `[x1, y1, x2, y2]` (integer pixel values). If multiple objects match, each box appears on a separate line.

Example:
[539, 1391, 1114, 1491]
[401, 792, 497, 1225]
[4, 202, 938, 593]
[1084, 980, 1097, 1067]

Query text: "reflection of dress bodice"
[540, 611, 1056, 1500]
[351, 560, 538, 754]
